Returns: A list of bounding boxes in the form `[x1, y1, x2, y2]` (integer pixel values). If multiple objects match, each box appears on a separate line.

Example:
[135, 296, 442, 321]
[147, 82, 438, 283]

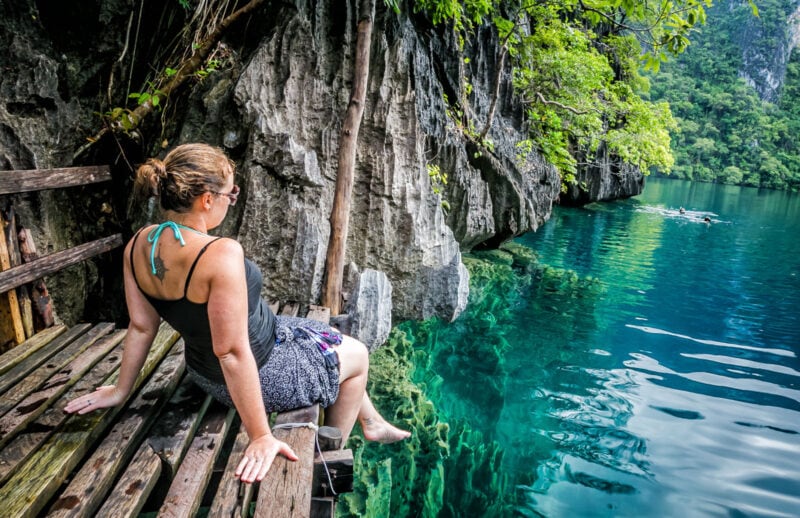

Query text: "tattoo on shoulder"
[153, 254, 169, 282]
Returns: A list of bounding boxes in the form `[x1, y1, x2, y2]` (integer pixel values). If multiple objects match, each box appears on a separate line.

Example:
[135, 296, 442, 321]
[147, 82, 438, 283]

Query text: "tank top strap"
[183, 237, 225, 298]
[129, 227, 148, 293]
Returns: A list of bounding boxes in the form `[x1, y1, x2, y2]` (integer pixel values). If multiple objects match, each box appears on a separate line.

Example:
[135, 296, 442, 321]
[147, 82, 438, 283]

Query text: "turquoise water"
[507, 178, 800, 516]
[354, 177, 800, 518]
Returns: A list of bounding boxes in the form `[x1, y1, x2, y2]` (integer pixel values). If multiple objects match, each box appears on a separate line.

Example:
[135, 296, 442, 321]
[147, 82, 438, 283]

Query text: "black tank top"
[130, 229, 275, 383]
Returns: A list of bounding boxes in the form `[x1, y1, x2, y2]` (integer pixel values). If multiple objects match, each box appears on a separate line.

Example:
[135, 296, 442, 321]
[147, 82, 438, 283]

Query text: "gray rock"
[346, 268, 393, 351]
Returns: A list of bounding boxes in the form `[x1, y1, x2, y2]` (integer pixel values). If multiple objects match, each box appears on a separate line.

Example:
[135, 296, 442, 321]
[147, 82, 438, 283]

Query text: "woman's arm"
[206, 240, 297, 483]
[65, 238, 161, 414]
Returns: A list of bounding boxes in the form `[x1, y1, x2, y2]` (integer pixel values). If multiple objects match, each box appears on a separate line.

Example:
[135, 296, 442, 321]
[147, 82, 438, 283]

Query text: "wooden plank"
[0, 165, 111, 195]
[306, 305, 331, 324]
[3, 208, 35, 338]
[0, 323, 178, 517]
[0, 324, 66, 376]
[96, 377, 211, 518]
[0, 328, 124, 448]
[312, 449, 354, 497]
[47, 341, 186, 517]
[158, 402, 236, 518]
[254, 405, 320, 518]
[146, 379, 212, 478]
[268, 300, 279, 315]
[94, 444, 162, 518]
[18, 227, 54, 330]
[0, 215, 25, 349]
[0, 338, 124, 485]
[209, 425, 250, 517]
[0, 323, 94, 397]
[0, 323, 114, 417]
[0, 234, 123, 295]
[279, 302, 300, 317]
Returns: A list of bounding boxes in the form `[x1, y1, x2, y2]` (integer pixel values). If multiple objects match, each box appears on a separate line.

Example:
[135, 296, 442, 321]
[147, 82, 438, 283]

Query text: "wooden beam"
[46, 342, 186, 517]
[0, 324, 94, 397]
[306, 305, 331, 324]
[0, 329, 124, 450]
[0, 323, 115, 418]
[209, 426, 250, 517]
[0, 323, 178, 517]
[0, 166, 111, 195]
[158, 403, 235, 518]
[4, 209, 35, 338]
[255, 405, 320, 517]
[97, 377, 211, 517]
[0, 214, 25, 349]
[0, 325, 66, 377]
[279, 302, 299, 317]
[0, 234, 123, 294]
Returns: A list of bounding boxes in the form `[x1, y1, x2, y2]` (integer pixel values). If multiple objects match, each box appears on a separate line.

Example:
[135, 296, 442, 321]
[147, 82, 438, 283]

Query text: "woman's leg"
[326, 335, 410, 445]
[325, 335, 369, 444]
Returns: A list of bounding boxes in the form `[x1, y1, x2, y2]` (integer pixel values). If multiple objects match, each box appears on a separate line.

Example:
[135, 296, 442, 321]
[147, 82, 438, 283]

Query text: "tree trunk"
[322, 0, 376, 315]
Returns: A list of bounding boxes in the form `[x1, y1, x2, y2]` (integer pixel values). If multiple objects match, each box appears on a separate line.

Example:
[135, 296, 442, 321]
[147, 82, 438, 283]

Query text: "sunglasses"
[211, 184, 240, 206]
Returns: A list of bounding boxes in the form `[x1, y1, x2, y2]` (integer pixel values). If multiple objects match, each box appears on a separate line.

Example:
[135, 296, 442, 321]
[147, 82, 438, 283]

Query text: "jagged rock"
[345, 268, 393, 351]
[561, 142, 644, 206]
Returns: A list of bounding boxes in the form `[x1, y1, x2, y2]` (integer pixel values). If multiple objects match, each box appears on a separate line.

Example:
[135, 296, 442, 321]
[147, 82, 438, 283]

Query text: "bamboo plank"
[0, 328, 124, 448]
[0, 165, 111, 195]
[0, 216, 25, 349]
[3, 208, 35, 338]
[0, 323, 179, 518]
[0, 323, 114, 417]
[0, 324, 94, 397]
[280, 302, 300, 317]
[0, 234, 123, 295]
[47, 341, 186, 517]
[96, 377, 211, 518]
[254, 405, 320, 518]
[158, 403, 236, 518]
[94, 444, 163, 518]
[306, 305, 331, 324]
[0, 324, 66, 376]
[209, 425, 250, 517]
[0, 338, 124, 485]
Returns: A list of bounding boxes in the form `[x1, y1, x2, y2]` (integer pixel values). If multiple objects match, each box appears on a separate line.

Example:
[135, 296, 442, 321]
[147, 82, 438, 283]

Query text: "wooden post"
[0, 213, 25, 351]
[3, 208, 34, 338]
[17, 228, 54, 330]
[322, 0, 376, 316]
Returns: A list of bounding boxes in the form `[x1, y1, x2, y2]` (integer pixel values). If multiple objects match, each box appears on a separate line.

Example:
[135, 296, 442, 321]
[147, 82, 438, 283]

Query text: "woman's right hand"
[64, 385, 125, 415]
[235, 433, 299, 483]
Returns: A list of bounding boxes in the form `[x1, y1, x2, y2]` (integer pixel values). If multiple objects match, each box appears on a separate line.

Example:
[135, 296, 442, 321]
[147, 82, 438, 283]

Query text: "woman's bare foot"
[361, 416, 411, 444]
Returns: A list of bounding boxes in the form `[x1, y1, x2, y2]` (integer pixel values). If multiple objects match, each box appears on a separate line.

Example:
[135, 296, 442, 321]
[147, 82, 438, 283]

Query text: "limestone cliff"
[0, 0, 637, 332]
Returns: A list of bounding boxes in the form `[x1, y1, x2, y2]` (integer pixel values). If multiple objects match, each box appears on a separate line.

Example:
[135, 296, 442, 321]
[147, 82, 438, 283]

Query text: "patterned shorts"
[188, 316, 341, 413]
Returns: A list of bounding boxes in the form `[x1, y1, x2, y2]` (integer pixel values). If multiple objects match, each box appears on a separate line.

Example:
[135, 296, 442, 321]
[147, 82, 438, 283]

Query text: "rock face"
[561, 143, 645, 206]
[0, 0, 640, 332]
[736, 0, 800, 103]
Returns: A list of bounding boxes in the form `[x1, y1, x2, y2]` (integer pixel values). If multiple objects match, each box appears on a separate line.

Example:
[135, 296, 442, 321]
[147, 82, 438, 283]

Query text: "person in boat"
[65, 143, 409, 483]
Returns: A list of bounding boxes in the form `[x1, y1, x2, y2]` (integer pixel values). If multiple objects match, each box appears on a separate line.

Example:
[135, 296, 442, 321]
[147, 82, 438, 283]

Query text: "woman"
[65, 143, 409, 484]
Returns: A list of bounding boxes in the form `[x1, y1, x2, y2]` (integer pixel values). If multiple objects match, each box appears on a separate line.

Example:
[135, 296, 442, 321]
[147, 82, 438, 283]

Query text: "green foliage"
[649, 0, 800, 191]
[414, 0, 700, 189]
[427, 163, 451, 212]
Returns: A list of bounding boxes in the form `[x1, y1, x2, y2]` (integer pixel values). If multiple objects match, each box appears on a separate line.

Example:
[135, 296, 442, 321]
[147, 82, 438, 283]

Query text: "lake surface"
[506, 178, 800, 516]
[361, 177, 800, 518]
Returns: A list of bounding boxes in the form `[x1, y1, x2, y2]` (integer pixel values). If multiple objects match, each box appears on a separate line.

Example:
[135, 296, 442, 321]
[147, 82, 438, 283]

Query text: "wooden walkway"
[0, 302, 352, 518]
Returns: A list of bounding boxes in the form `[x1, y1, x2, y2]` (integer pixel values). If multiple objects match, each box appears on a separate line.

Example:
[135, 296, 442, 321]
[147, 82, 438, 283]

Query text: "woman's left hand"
[64, 385, 124, 415]
[235, 433, 299, 483]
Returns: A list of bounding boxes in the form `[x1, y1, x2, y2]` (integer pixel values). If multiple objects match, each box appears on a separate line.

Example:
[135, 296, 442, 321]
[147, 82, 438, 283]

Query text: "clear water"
[369, 177, 800, 518]
[506, 178, 800, 517]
